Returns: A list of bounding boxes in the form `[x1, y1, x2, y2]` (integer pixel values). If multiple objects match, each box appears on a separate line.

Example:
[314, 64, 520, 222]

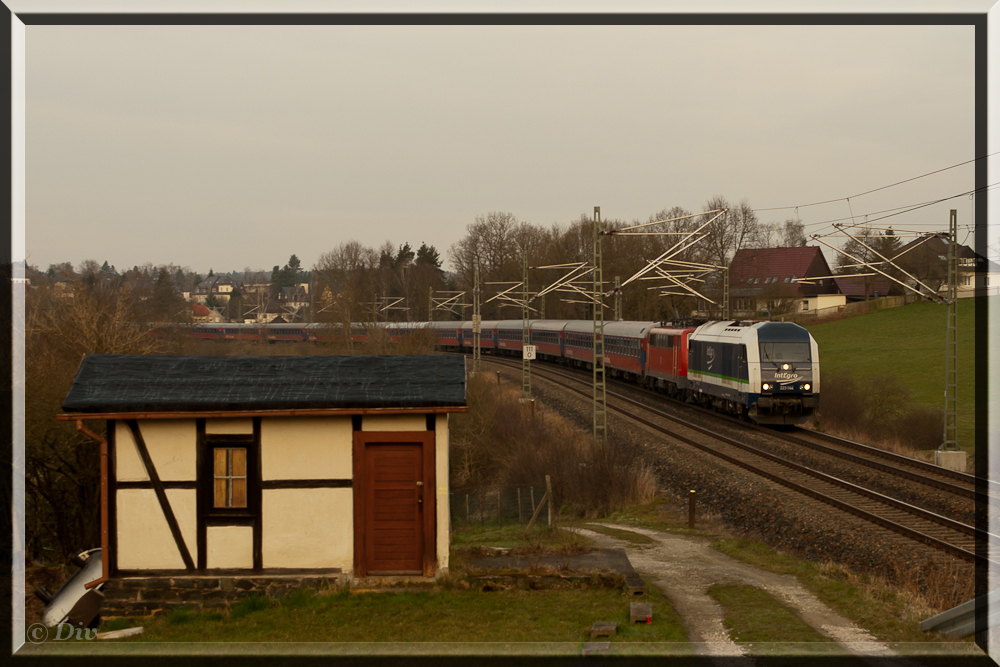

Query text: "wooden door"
[353, 430, 436, 578]
[366, 444, 423, 574]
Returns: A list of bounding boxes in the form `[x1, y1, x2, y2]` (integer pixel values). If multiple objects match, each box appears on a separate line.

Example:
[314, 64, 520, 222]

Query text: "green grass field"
[803, 298, 983, 456]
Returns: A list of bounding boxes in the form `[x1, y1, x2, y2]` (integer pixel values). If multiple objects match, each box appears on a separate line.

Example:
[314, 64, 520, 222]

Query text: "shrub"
[892, 405, 945, 451]
[860, 374, 911, 440]
[816, 370, 946, 453]
[814, 370, 864, 431]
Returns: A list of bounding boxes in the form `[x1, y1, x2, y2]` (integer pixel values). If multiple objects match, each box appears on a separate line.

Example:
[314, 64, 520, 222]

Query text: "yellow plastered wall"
[114, 421, 196, 482]
[138, 420, 197, 481]
[114, 422, 146, 482]
[206, 526, 254, 569]
[435, 414, 450, 572]
[260, 418, 351, 480]
[362, 414, 426, 431]
[116, 488, 197, 569]
[262, 488, 352, 569]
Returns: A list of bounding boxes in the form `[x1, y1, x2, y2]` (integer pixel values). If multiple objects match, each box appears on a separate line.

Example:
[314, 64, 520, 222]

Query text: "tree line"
[444, 196, 806, 322]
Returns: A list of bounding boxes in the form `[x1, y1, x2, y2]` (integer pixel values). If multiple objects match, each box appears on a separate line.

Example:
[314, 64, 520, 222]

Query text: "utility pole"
[593, 206, 607, 442]
[428, 287, 434, 322]
[473, 267, 482, 373]
[522, 252, 531, 399]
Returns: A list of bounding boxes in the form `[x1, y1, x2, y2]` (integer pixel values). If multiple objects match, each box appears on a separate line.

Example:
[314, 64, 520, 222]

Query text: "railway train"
[168, 318, 820, 426]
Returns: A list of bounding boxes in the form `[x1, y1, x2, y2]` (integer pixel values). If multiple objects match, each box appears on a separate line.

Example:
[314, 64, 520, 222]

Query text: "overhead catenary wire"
[806, 181, 1000, 240]
[754, 150, 999, 213]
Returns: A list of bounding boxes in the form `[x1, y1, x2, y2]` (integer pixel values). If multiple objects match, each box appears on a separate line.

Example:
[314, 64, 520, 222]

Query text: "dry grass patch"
[450, 372, 658, 518]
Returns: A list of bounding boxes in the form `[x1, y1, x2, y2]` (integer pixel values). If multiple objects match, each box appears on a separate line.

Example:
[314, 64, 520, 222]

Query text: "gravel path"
[565, 522, 920, 665]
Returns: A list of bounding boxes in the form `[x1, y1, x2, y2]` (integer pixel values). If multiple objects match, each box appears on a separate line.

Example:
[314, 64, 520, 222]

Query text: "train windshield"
[759, 342, 811, 364]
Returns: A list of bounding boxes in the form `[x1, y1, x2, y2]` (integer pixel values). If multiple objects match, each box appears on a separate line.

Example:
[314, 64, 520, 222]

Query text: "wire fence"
[450, 487, 549, 528]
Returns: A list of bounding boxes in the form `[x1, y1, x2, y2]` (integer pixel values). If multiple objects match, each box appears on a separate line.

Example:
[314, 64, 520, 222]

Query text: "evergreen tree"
[416, 243, 442, 268]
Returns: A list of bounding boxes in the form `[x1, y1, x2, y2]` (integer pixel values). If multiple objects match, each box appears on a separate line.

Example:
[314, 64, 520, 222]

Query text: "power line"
[755, 151, 999, 213]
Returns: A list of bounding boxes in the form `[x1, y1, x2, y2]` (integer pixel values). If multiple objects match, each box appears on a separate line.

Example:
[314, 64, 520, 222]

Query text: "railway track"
[481, 356, 993, 568]
[603, 373, 992, 518]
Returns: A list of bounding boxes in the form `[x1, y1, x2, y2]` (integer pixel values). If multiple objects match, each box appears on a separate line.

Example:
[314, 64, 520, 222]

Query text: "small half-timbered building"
[58, 354, 466, 615]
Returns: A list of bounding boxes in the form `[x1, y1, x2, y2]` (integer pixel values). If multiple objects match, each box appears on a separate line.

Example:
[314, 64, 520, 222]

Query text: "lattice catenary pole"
[941, 209, 958, 451]
[593, 206, 607, 442]
[614, 276, 622, 321]
[522, 252, 531, 399]
[723, 262, 730, 321]
[473, 267, 482, 373]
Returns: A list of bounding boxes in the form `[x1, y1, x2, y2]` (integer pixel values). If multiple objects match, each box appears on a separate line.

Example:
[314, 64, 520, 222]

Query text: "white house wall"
[261, 417, 352, 480]
[262, 488, 352, 569]
[116, 488, 197, 570]
[813, 295, 846, 309]
[206, 526, 254, 569]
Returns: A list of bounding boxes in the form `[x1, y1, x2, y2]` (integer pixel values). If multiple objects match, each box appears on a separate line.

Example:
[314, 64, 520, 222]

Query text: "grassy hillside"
[803, 298, 981, 456]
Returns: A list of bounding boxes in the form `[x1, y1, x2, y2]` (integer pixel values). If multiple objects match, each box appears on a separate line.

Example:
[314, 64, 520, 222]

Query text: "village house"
[725, 246, 845, 317]
[58, 354, 467, 617]
[190, 303, 225, 323]
[894, 233, 1000, 299]
[190, 275, 240, 305]
[831, 275, 902, 303]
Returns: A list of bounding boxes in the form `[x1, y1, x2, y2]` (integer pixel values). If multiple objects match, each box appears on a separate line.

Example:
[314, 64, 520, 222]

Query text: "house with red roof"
[191, 303, 224, 323]
[832, 275, 901, 302]
[728, 246, 845, 317]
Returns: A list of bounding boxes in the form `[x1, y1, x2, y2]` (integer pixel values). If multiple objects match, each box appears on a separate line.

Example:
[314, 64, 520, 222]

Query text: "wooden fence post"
[546, 475, 554, 527]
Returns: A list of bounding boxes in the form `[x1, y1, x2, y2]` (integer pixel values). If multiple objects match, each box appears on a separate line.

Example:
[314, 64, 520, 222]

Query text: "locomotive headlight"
[781, 363, 790, 371]
[803, 383, 811, 392]
[762, 383, 771, 391]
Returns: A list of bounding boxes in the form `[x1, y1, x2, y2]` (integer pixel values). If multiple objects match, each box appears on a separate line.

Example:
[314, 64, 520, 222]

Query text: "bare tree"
[780, 218, 806, 247]
[699, 196, 766, 268]
[25, 280, 172, 561]
[313, 240, 380, 333]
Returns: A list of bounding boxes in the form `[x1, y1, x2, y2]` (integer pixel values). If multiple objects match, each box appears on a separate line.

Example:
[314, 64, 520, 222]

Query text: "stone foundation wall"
[102, 573, 349, 618]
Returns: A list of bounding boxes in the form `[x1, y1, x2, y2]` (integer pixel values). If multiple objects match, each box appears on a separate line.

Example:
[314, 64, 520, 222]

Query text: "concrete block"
[630, 601, 652, 624]
[935, 450, 967, 473]
[590, 621, 617, 638]
[581, 641, 610, 657]
[624, 574, 647, 596]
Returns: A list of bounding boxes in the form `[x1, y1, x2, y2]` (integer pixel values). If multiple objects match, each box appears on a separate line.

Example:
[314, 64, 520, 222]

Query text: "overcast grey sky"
[25, 21, 977, 274]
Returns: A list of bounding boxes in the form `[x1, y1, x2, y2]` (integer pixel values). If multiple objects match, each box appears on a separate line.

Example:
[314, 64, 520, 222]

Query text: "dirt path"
[566, 523, 918, 664]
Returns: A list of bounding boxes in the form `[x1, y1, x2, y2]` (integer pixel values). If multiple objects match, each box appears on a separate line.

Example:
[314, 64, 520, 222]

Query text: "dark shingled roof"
[62, 354, 467, 413]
